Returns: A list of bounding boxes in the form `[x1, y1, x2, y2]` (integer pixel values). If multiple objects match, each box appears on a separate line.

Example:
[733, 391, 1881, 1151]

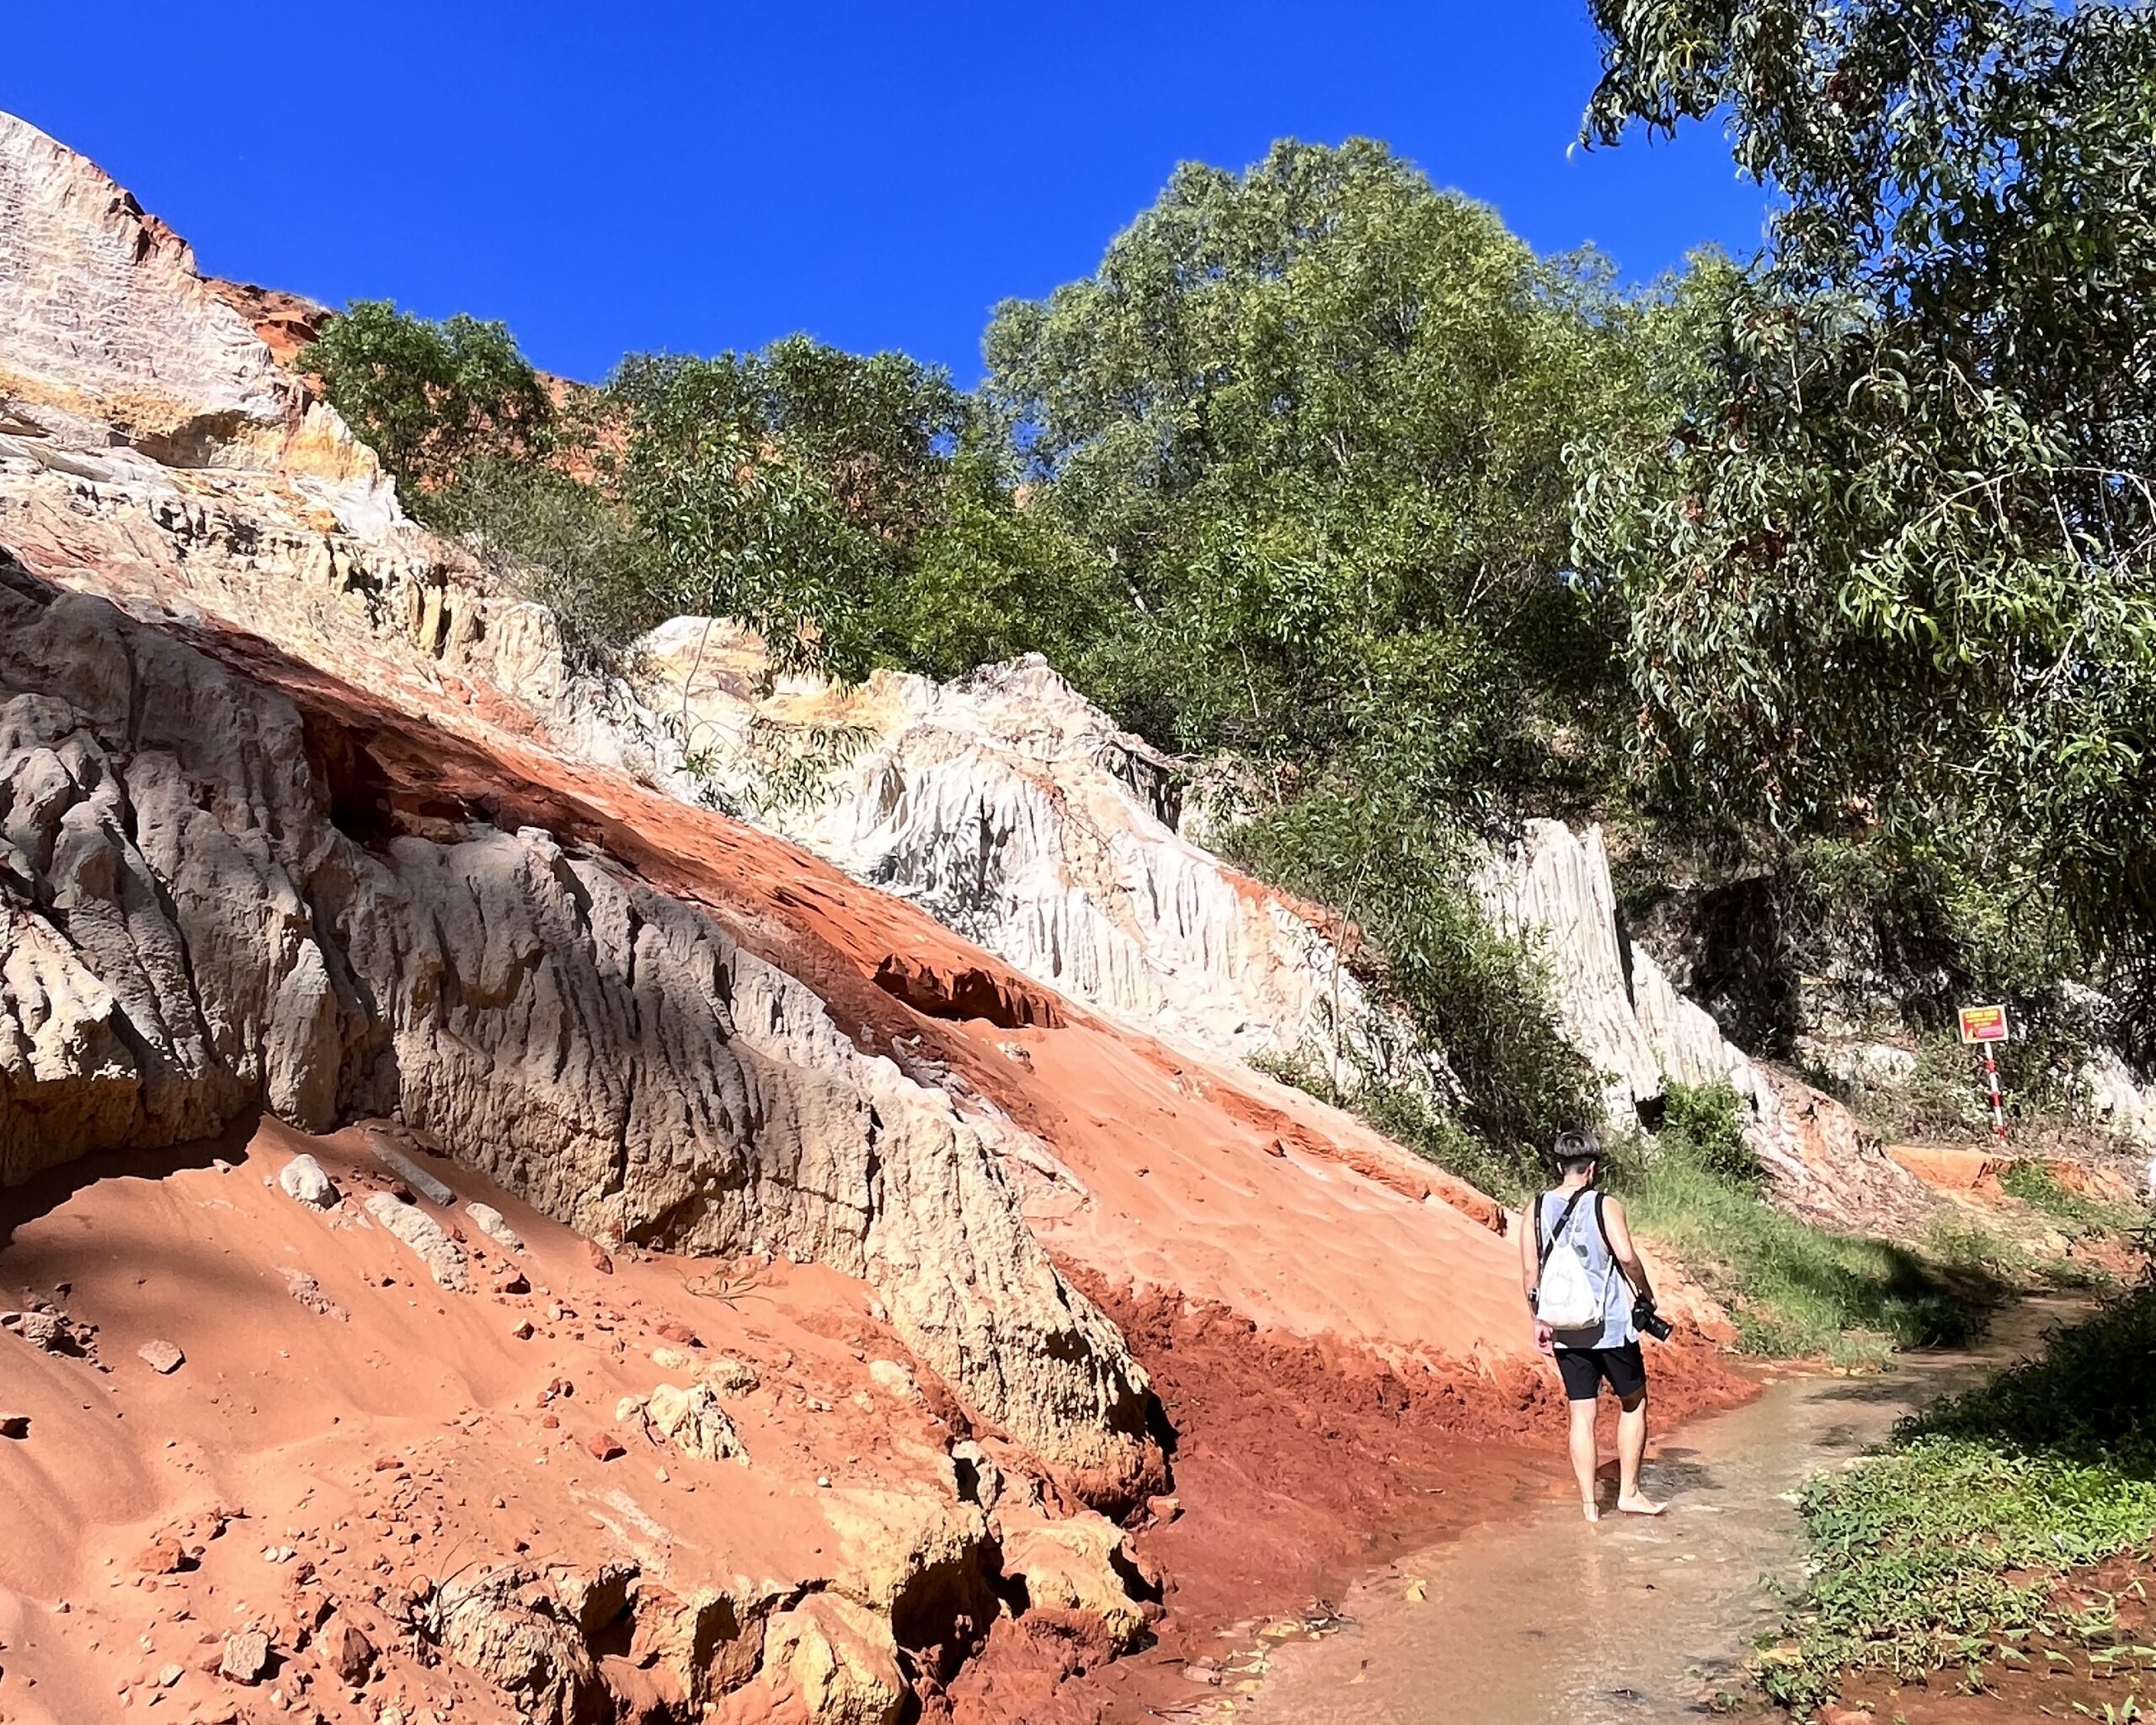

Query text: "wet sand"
[1235, 1300, 2083, 1725]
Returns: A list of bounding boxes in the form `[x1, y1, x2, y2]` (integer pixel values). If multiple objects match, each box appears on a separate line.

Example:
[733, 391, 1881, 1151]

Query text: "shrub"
[1625, 1126, 1973, 1361]
[300, 302, 554, 508]
[1765, 1288, 2156, 1712]
[1658, 1079, 1760, 1183]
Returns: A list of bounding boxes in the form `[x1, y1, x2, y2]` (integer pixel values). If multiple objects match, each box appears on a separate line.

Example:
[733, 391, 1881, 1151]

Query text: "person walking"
[1518, 1129, 1666, 1522]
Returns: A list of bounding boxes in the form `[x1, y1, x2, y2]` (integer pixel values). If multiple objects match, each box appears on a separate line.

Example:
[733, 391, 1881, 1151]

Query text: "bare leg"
[1567, 1396, 1601, 1521]
[1614, 1391, 1664, 1514]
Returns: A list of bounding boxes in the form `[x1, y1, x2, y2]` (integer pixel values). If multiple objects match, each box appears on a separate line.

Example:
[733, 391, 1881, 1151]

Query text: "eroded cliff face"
[580, 617, 1455, 1109]
[0, 559, 1155, 1491]
[1478, 821, 1940, 1236]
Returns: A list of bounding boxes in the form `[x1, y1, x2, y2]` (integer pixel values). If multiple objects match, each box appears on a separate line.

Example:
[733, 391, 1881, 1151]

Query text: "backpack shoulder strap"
[1595, 1191, 1641, 1295]
[1537, 1187, 1592, 1273]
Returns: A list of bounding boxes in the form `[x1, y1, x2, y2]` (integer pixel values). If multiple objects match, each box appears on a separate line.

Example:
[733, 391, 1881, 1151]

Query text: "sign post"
[1957, 1005, 2011, 1146]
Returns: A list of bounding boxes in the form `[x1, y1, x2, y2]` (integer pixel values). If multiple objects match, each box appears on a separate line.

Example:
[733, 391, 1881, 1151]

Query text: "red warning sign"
[1957, 1004, 2010, 1044]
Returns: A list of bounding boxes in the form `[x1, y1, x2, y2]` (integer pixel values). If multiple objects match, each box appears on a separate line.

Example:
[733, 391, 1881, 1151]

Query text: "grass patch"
[1627, 1140, 1977, 1363]
[2002, 1157, 2141, 1236]
[1764, 1288, 2156, 1714]
[1624, 1082, 1978, 1364]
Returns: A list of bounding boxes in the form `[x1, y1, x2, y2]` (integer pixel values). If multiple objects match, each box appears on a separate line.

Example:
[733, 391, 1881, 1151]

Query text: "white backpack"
[1535, 1188, 1606, 1330]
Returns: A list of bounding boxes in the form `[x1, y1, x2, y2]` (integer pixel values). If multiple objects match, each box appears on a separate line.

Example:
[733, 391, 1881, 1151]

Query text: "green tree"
[985, 137, 1648, 798]
[597, 337, 974, 674]
[1577, 1, 2156, 1001]
[986, 139, 1629, 1167]
[298, 301, 555, 512]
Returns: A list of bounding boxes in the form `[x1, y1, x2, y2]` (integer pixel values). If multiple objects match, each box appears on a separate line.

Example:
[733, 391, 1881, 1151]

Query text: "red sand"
[0, 1119, 959, 1724]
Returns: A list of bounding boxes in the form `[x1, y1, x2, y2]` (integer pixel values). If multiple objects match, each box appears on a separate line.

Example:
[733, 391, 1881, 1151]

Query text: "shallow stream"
[1235, 1299, 2082, 1725]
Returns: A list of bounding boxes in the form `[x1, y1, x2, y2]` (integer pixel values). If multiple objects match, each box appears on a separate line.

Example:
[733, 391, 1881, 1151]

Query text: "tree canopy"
[1577, 0, 2156, 993]
[985, 137, 1652, 809]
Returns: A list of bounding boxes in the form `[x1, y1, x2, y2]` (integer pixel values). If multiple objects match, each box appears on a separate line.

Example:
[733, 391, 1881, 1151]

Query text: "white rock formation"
[0, 115, 292, 447]
[600, 618, 1453, 1103]
[1479, 820, 1935, 1232]
[0, 561, 1153, 1493]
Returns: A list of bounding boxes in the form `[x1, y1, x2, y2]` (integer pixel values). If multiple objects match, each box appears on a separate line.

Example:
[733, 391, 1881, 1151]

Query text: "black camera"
[1633, 1295, 1674, 1342]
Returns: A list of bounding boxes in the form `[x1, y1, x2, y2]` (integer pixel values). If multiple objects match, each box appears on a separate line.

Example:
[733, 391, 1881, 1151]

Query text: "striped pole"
[1983, 1047, 2007, 1145]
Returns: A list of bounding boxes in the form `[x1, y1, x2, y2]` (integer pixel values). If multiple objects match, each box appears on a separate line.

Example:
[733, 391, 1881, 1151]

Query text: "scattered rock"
[650, 1346, 691, 1372]
[3, 1306, 97, 1359]
[280, 1268, 349, 1321]
[510, 1319, 535, 1340]
[1146, 1493, 1182, 1525]
[366, 1135, 454, 1205]
[361, 1192, 472, 1291]
[277, 1153, 339, 1209]
[0, 1414, 27, 1439]
[136, 1540, 189, 1574]
[585, 1240, 615, 1275]
[643, 1383, 747, 1465]
[464, 1201, 526, 1254]
[493, 1269, 530, 1295]
[654, 1319, 699, 1347]
[138, 1338, 185, 1375]
[586, 1431, 626, 1462]
[219, 1628, 271, 1684]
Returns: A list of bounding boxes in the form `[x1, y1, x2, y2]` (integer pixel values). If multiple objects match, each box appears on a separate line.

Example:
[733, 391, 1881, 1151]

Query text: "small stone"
[277, 1155, 339, 1210]
[136, 1540, 188, 1574]
[585, 1431, 626, 1461]
[155, 1663, 183, 1688]
[464, 1202, 526, 1254]
[0, 1413, 28, 1439]
[281, 1268, 348, 1321]
[585, 1241, 615, 1275]
[318, 1615, 375, 1685]
[219, 1628, 271, 1684]
[698, 1356, 760, 1397]
[510, 1319, 535, 1340]
[1147, 1493, 1182, 1525]
[816, 1474, 832, 1488]
[493, 1269, 530, 1295]
[361, 1193, 471, 1292]
[654, 1320, 699, 1347]
[366, 1135, 454, 1205]
[138, 1339, 184, 1375]
[650, 1346, 691, 1372]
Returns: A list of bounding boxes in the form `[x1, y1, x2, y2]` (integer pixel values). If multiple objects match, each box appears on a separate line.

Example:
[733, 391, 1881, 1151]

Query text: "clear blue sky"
[2, 1, 1764, 385]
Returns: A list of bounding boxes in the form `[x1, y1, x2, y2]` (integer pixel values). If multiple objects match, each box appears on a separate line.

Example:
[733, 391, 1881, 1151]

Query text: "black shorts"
[1555, 1342, 1647, 1402]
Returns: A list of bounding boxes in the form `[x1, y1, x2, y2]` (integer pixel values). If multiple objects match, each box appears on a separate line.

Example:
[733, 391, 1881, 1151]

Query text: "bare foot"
[1615, 1493, 1666, 1516]
[1581, 1500, 1602, 1523]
